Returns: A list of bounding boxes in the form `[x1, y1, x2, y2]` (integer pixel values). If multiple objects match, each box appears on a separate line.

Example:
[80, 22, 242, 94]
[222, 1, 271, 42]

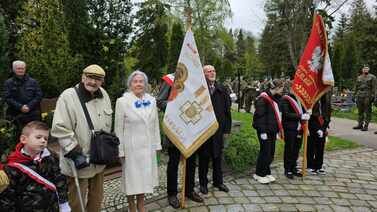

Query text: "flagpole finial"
[185, 7, 193, 31]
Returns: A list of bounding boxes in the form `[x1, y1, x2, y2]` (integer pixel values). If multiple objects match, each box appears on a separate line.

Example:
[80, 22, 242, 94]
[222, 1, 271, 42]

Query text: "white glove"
[317, 130, 324, 138]
[301, 113, 310, 121]
[59, 202, 71, 212]
[260, 133, 268, 140]
[230, 93, 237, 102]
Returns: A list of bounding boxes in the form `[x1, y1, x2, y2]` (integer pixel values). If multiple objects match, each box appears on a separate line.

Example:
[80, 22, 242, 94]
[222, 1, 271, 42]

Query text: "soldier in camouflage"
[353, 66, 377, 131]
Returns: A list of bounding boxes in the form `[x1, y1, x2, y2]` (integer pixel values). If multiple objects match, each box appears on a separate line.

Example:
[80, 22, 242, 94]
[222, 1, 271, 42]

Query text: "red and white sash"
[162, 74, 174, 87]
[8, 162, 57, 191]
[259, 92, 284, 139]
[282, 95, 304, 130]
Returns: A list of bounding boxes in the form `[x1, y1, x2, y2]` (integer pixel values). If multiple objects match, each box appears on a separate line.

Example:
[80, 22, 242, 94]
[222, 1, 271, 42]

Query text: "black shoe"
[293, 172, 303, 177]
[361, 126, 368, 131]
[215, 184, 229, 193]
[353, 124, 363, 130]
[186, 191, 204, 203]
[374, 131, 377, 134]
[200, 185, 208, 194]
[285, 172, 294, 179]
[168, 195, 180, 209]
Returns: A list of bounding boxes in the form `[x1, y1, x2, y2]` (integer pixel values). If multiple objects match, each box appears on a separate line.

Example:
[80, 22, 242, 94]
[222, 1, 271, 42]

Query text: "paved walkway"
[329, 117, 377, 149]
[143, 148, 377, 212]
[100, 117, 377, 212]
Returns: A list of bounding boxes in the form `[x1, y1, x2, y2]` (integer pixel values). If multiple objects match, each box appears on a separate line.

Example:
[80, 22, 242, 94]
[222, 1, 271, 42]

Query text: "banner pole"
[301, 121, 309, 177]
[180, 155, 187, 208]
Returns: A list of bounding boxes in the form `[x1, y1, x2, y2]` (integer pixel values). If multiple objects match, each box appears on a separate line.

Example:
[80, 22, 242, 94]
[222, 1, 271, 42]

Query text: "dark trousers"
[255, 133, 276, 177]
[167, 145, 196, 196]
[307, 133, 326, 170]
[198, 141, 223, 187]
[284, 130, 302, 173]
[357, 96, 372, 125]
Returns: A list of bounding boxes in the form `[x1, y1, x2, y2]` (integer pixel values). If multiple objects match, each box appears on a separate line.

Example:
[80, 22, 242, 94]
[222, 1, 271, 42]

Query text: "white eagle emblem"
[308, 46, 323, 72]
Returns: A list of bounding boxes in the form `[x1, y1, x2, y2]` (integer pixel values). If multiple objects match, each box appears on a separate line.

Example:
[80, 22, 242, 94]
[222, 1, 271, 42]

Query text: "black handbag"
[75, 87, 120, 165]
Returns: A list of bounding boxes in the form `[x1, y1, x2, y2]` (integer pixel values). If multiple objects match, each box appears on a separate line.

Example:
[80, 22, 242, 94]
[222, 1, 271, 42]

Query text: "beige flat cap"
[83, 64, 106, 77]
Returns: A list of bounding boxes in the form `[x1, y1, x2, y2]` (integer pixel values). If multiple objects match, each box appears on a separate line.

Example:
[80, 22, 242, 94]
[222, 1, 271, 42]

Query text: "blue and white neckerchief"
[134, 99, 151, 108]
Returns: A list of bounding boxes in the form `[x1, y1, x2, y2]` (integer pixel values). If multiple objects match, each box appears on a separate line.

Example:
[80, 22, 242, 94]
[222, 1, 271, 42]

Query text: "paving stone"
[263, 196, 281, 203]
[295, 204, 315, 211]
[281, 196, 299, 204]
[242, 190, 258, 197]
[189, 206, 208, 212]
[226, 204, 244, 212]
[217, 197, 234, 204]
[320, 191, 339, 198]
[314, 197, 332, 205]
[278, 204, 297, 212]
[242, 204, 262, 211]
[287, 189, 305, 196]
[145, 202, 161, 211]
[331, 205, 352, 212]
[208, 205, 226, 212]
[303, 190, 322, 197]
[247, 197, 266, 204]
[297, 197, 315, 204]
[314, 205, 333, 212]
[261, 204, 279, 211]
[228, 190, 243, 197]
[331, 198, 351, 206]
[257, 189, 274, 196]
[338, 193, 357, 199]
[205, 197, 218, 205]
[233, 197, 249, 204]
[213, 191, 229, 198]
[356, 194, 375, 201]
[350, 206, 372, 212]
[316, 185, 332, 191]
[283, 184, 300, 190]
[367, 200, 377, 208]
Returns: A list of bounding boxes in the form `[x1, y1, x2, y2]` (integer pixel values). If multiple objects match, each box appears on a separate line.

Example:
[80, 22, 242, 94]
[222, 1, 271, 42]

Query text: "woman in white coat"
[114, 70, 162, 212]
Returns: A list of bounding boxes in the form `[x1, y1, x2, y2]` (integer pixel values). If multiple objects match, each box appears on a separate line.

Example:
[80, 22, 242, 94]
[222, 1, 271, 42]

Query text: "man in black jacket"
[3, 60, 43, 128]
[157, 72, 203, 209]
[307, 91, 332, 175]
[198, 65, 232, 194]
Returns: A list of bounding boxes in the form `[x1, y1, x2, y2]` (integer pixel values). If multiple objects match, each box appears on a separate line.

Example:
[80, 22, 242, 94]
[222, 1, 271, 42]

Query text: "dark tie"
[210, 85, 215, 95]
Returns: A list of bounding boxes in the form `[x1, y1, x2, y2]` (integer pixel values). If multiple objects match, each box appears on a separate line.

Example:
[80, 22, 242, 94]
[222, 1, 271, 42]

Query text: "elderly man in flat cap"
[52, 65, 112, 212]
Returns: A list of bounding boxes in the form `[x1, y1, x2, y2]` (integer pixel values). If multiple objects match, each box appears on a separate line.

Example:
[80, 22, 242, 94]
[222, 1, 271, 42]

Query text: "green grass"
[332, 106, 377, 123]
[225, 111, 361, 172]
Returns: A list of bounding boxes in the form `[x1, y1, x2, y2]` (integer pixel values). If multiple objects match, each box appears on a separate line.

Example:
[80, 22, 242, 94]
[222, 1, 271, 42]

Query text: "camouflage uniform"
[243, 82, 258, 113]
[354, 73, 377, 131]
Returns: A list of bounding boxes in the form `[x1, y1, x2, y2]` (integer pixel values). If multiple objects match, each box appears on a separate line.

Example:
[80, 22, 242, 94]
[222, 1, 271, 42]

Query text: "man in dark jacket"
[307, 91, 332, 175]
[157, 72, 203, 209]
[198, 65, 232, 194]
[3, 60, 43, 128]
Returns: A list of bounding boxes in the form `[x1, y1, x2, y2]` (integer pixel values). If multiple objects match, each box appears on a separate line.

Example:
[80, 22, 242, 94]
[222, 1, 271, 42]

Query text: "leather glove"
[301, 113, 310, 121]
[0, 170, 9, 193]
[260, 133, 268, 140]
[64, 146, 90, 170]
[317, 130, 324, 138]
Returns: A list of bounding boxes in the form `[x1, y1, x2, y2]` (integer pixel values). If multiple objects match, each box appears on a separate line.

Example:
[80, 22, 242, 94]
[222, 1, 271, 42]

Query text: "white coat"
[114, 92, 162, 195]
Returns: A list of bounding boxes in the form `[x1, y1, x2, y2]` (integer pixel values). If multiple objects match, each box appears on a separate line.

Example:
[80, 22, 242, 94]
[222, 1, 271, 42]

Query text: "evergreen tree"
[0, 11, 9, 88]
[133, 0, 169, 83]
[16, 0, 82, 97]
[168, 21, 184, 72]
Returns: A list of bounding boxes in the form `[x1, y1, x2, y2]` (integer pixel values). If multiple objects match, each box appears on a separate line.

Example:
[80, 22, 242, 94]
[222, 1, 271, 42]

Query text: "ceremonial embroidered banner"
[292, 14, 334, 110]
[162, 29, 218, 158]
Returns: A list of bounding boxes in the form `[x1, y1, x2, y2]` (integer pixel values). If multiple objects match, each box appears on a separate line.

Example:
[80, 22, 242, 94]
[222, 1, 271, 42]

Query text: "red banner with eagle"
[291, 14, 334, 110]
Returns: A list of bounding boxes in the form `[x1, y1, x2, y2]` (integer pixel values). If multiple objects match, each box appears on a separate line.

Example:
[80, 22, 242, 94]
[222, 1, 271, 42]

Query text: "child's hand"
[0, 170, 9, 193]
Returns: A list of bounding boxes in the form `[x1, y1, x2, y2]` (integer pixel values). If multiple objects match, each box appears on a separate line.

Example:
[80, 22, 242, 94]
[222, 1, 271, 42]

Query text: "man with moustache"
[51, 65, 113, 212]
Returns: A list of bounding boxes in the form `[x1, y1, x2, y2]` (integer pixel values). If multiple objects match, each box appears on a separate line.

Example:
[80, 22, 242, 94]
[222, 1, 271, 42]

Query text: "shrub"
[0, 119, 17, 162]
[224, 112, 259, 172]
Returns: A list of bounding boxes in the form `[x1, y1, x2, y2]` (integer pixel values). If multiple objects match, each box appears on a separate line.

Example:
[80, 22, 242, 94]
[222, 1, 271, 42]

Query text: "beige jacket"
[51, 84, 112, 178]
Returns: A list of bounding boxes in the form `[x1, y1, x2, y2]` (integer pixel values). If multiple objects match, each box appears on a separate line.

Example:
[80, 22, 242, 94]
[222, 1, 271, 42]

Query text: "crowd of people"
[0, 60, 375, 212]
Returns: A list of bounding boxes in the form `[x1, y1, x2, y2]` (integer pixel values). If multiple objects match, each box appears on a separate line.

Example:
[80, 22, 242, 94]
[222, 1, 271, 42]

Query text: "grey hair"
[12, 60, 26, 71]
[127, 70, 149, 90]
